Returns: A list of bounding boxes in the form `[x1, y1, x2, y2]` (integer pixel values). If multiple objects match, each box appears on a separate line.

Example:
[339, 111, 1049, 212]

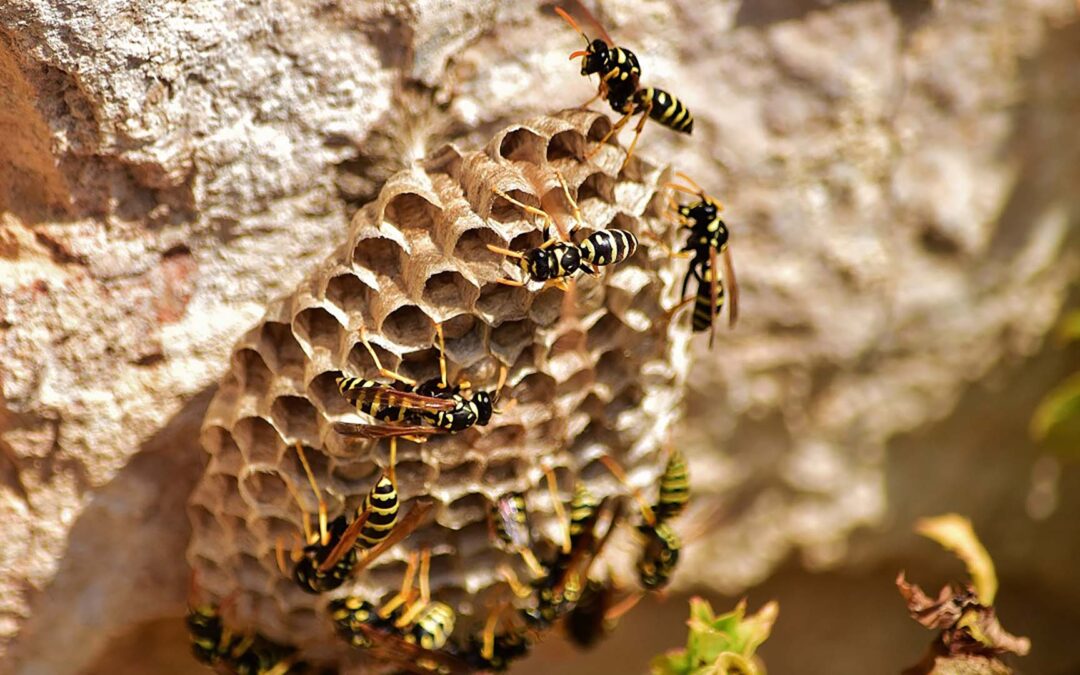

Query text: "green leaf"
[916, 515, 997, 605]
[1031, 373, 1080, 458]
[1056, 311, 1080, 344]
[653, 598, 778, 675]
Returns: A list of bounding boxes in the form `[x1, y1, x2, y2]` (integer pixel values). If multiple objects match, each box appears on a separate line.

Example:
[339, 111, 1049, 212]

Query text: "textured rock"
[0, 0, 1077, 673]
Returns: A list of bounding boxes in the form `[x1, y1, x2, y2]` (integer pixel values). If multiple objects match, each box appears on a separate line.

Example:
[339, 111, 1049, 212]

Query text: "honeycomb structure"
[186, 109, 692, 670]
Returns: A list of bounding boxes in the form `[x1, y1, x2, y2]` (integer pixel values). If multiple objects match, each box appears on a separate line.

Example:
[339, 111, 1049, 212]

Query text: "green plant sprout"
[651, 597, 778, 675]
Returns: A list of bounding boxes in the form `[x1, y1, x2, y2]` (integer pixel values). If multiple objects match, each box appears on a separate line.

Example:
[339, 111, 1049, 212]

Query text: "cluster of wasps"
[188, 2, 738, 673]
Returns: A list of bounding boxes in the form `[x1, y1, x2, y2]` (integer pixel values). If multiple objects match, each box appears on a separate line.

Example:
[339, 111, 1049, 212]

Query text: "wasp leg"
[598, 454, 657, 526]
[586, 109, 634, 160]
[434, 322, 449, 389]
[493, 188, 555, 231]
[555, 172, 584, 235]
[293, 442, 328, 545]
[544, 466, 571, 554]
[499, 565, 533, 599]
[618, 103, 652, 173]
[389, 437, 398, 487]
[379, 550, 421, 620]
[394, 548, 433, 629]
[359, 327, 416, 387]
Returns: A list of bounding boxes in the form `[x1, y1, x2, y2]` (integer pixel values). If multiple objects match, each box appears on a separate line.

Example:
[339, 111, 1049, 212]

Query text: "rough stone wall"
[0, 1, 1077, 674]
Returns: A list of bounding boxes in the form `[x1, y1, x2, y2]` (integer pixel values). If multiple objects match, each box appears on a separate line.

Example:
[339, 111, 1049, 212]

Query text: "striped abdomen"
[579, 229, 638, 268]
[406, 602, 456, 650]
[654, 451, 690, 523]
[635, 87, 693, 134]
[336, 377, 408, 422]
[356, 476, 399, 549]
[691, 268, 724, 333]
[568, 483, 600, 544]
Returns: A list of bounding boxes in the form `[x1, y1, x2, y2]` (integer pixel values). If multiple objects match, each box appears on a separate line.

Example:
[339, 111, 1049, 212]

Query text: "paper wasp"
[276, 442, 433, 594]
[486, 172, 637, 288]
[600, 450, 689, 590]
[660, 172, 739, 348]
[333, 324, 506, 441]
[330, 549, 471, 675]
[186, 578, 328, 675]
[498, 471, 624, 631]
[556, 3, 694, 171]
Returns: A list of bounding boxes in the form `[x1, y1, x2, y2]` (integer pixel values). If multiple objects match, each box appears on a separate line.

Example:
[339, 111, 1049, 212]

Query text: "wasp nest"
[186, 109, 691, 669]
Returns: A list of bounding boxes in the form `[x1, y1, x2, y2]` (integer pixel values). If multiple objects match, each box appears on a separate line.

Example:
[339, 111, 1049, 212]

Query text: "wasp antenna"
[554, 6, 590, 44]
[569, 0, 615, 46]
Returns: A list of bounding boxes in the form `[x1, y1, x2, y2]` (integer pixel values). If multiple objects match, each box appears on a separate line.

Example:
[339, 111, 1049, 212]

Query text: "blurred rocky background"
[0, 0, 1077, 674]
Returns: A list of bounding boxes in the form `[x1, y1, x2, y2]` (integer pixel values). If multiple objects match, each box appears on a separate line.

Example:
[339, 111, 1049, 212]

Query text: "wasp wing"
[723, 245, 739, 329]
[351, 499, 436, 576]
[342, 385, 457, 413]
[332, 423, 445, 440]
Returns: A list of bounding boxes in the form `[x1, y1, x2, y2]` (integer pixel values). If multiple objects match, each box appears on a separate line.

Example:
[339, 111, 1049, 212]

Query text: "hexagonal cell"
[476, 282, 530, 324]
[394, 459, 438, 499]
[233, 348, 273, 398]
[526, 286, 564, 328]
[202, 425, 239, 457]
[293, 306, 344, 356]
[488, 319, 533, 365]
[307, 370, 353, 417]
[443, 492, 488, 529]
[497, 128, 546, 163]
[481, 457, 526, 487]
[384, 191, 440, 232]
[324, 273, 375, 324]
[232, 416, 285, 465]
[510, 371, 556, 405]
[422, 269, 478, 312]
[546, 129, 584, 161]
[577, 170, 616, 205]
[380, 304, 435, 347]
[269, 395, 319, 445]
[258, 321, 306, 377]
[488, 189, 538, 225]
[586, 114, 613, 142]
[344, 336, 403, 381]
[586, 311, 626, 354]
[352, 235, 404, 278]
[439, 460, 481, 488]
[452, 226, 503, 265]
[330, 457, 381, 488]
[473, 422, 527, 454]
[238, 467, 292, 511]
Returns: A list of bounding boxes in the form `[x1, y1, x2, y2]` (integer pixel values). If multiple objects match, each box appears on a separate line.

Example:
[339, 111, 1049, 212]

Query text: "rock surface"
[0, 0, 1077, 673]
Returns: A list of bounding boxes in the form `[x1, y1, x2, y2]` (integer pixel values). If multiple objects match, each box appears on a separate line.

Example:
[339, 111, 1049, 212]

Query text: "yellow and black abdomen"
[406, 602, 456, 650]
[691, 267, 724, 333]
[654, 451, 690, 522]
[336, 377, 408, 422]
[579, 229, 638, 269]
[635, 87, 693, 134]
[356, 476, 399, 549]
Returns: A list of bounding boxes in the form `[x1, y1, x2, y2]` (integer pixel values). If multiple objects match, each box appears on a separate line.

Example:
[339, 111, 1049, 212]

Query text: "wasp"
[556, 4, 693, 171]
[600, 450, 690, 590]
[330, 550, 471, 675]
[563, 577, 643, 650]
[186, 581, 326, 675]
[661, 172, 739, 348]
[457, 604, 533, 672]
[333, 324, 506, 441]
[498, 471, 622, 631]
[277, 442, 434, 594]
[487, 172, 638, 288]
[489, 493, 546, 578]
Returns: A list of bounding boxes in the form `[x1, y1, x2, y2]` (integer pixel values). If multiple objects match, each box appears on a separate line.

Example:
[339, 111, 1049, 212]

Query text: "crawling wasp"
[330, 549, 471, 675]
[277, 442, 434, 594]
[556, 4, 693, 171]
[564, 576, 643, 650]
[186, 580, 328, 675]
[333, 324, 506, 440]
[660, 172, 739, 347]
[499, 472, 624, 631]
[487, 172, 638, 288]
[601, 450, 690, 590]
